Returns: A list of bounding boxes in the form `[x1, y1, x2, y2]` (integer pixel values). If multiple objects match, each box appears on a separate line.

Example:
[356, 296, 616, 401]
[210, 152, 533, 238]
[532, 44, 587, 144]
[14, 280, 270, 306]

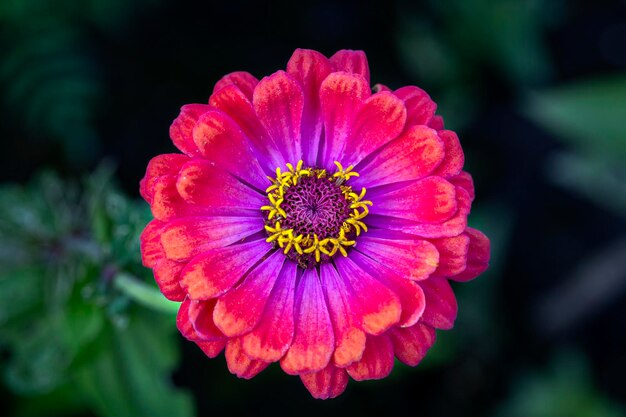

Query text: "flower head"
[140, 49, 490, 399]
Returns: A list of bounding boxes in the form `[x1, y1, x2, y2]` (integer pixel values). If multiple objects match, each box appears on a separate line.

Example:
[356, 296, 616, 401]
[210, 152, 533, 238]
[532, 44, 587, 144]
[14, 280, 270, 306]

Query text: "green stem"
[114, 272, 180, 315]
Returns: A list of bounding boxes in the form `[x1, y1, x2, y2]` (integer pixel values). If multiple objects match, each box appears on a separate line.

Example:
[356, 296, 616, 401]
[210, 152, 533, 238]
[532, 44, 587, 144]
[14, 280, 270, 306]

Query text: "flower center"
[261, 161, 372, 268]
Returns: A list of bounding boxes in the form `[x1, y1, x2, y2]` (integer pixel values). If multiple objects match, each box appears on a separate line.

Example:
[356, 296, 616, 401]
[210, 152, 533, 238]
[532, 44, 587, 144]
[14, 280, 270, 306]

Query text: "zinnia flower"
[140, 49, 490, 399]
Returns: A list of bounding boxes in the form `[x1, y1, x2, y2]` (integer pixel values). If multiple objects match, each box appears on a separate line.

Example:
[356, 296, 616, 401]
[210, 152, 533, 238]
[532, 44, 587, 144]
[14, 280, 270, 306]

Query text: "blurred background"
[1, 0, 625, 416]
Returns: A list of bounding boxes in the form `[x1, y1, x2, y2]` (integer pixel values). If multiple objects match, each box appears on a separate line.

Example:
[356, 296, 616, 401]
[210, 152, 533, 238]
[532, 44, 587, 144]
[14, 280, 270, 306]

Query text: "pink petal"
[169, 104, 211, 156]
[212, 71, 259, 101]
[319, 72, 370, 168]
[369, 176, 458, 224]
[241, 262, 297, 362]
[253, 70, 303, 164]
[150, 175, 212, 221]
[429, 115, 445, 130]
[433, 130, 464, 177]
[340, 91, 407, 166]
[180, 239, 270, 300]
[140, 219, 166, 267]
[430, 234, 471, 277]
[160, 216, 264, 261]
[213, 251, 285, 337]
[196, 340, 226, 358]
[209, 84, 285, 170]
[353, 125, 444, 188]
[192, 109, 268, 190]
[388, 323, 436, 366]
[334, 256, 401, 335]
[153, 258, 186, 301]
[346, 334, 394, 381]
[350, 251, 426, 328]
[418, 276, 458, 330]
[287, 49, 332, 166]
[319, 263, 366, 368]
[188, 299, 225, 340]
[449, 171, 475, 201]
[225, 337, 269, 379]
[373, 83, 391, 92]
[140, 154, 190, 204]
[176, 159, 264, 211]
[394, 86, 437, 127]
[300, 365, 349, 400]
[281, 268, 334, 375]
[330, 50, 370, 84]
[177, 298, 201, 341]
[355, 233, 439, 281]
[450, 228, 490, 282]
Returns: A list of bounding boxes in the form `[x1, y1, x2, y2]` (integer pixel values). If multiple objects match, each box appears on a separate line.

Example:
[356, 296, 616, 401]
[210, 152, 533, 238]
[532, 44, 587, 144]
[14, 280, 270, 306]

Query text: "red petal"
[430, 234, 471, 277]
[319, 263, 366, 368]
[334, 256, 401, 335]
[300, 365, 349, 400]
[330, 50, 370, 84]
[450, 228, 490, 282]
[370, 176, 458, 224]
[160, 216, 263, 261]
[355, 233, 439, 281]
[319, 72, 370, 168]
[388, 323, 436, 366]
[281, 268, 334, 375]
[429, 115, 445, 130]
[188, 299, 224, 340]
[225, 338, 269, 379]
[176, 159, 264, 211]
[140, 154, 190, 204]
[180, 239, 269, 300]
[346, 334, 394, 381]
[433, 130, 464, 177]
[150, 175, 212, 221]
[241, 262, 297, 362]
[213, 71, 259, 101]
[153, 258, 186, 301]
[340, 91, 407, 166]
[140, 219, 166, 267]
[418, 276, 458, 330]
[394, 86, 437, 127]
[353, 125, 444, 188]
[253, 70, 303, 164]
[287, 49, 332, 166]
[177, 298, 201, 341]
[196, 340, 226, 358]
[449, 171, 475, 201]
[169, 104, 211, 156]
[192, 109, 268, 190]
[213, 251, 285, 337]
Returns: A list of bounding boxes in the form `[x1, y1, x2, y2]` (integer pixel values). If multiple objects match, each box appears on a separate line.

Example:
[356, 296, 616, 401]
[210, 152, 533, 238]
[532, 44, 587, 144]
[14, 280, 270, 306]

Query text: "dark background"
[1, 0, 626, 416]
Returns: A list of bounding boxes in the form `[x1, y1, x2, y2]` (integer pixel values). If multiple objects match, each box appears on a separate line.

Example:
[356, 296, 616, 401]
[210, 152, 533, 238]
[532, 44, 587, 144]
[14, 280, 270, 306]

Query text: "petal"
[319, 72, 370, 168]
[287, 49, 332, 166]
[430, 234, 471, 277]
[448, 171, 475, 201]
[355, 233, 439, 281]
[433, 130, 464, 177]
[369, 176, 458, 224]
[196, 340, 226, 358]
[300, 365, 349, 400]
[176, 159, 264, 211]
[373, 83, 392, 93]
[340, 91, 407, 166]
[394, 86, 437, 127]
[330, 50, 370, 84]
[388, 323, 436, 366]
[213, 71, 259, 101]
[140, 219, 166, 267]
[319, 263, 366, 368]
[180, 239, 270, 300]
[177, 298, 201, 341]
[429, 115, 445, 130]
[350, 251, 426, 328]
[281, 268, 334, 375]
[188, 299, 224, 340]
[418, 276, 458, 330]
[225, 337, 270, 379]
[209, 84, 284, 171]
[153, 258, 186, 301]
[353, 125, 445, 188]
[160, 216, 264, 261]
[213, 251, 285, 337]
[450, 228, 490, 282]
[192, 109, 268, 190]
[241, 262, 297, 362]
[150, 175, 212, 221]
[140, 154, 190, 203]
[253, 70, 303, 164]
[334, 256, 401, 335]
[346, 334, 394, 381]
[170, 104, 212, 156]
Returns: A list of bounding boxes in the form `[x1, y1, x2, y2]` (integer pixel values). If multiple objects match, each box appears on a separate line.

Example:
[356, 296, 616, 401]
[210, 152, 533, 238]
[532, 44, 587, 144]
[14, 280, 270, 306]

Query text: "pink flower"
[140, 49, 490, 399]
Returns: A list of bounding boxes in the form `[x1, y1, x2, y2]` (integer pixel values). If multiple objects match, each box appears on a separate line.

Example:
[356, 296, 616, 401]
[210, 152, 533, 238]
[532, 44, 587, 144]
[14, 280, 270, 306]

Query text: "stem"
[114, 272, 180, 315]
